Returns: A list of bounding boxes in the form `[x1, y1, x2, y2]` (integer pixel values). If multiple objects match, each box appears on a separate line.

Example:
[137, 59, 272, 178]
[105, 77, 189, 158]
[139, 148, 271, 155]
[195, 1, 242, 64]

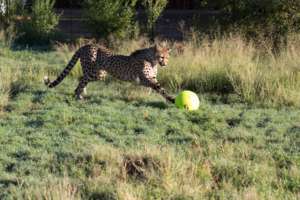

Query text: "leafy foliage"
[15, 0, 60, 45]
[198, 0, 300, 47]
[83, 0, 138, 40]
[142, 0, 168, 38]
[0, 0, 23, 29]
[0, 0, 24, 45]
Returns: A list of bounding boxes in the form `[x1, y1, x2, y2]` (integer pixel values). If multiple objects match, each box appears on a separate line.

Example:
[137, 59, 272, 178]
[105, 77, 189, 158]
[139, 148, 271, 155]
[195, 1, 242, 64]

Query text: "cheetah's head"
[155, 44, 171, 67]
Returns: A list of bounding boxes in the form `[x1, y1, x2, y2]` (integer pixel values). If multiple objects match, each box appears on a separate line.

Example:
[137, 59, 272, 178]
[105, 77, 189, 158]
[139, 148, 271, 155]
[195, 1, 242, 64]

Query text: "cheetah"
[45, 44, 111, 90]
[44, 44, 175, 103]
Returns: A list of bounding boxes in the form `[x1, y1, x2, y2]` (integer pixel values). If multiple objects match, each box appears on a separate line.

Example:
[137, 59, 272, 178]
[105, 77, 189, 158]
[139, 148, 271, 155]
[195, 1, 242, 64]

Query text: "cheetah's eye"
[160, 56, 164, 59]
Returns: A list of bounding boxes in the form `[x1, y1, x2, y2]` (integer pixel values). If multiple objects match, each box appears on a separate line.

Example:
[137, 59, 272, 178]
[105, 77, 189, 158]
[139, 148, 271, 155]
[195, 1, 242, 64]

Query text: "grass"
[159, 35, 300, 107]
[0, 37, 299, 199]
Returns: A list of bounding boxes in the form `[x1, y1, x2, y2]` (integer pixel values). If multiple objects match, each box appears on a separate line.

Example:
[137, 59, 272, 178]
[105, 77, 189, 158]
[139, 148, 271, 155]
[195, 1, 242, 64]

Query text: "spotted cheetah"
[44, 44, 175, 103]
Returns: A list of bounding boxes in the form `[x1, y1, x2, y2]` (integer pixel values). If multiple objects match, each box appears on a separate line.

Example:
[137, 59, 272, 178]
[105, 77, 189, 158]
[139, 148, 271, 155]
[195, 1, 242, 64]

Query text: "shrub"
[15, 0, 60, 46]
[0, 0, 23, 29]
[199, 0, 300, 48]
[83, 0, 138, 40]
[142, 0, 168, 39]
[0, 0, 23, 45]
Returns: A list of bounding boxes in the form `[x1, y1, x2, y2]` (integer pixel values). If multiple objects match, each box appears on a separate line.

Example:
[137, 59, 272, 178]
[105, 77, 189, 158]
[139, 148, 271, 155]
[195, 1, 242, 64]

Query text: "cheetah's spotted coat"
[44, 44, 174, 102]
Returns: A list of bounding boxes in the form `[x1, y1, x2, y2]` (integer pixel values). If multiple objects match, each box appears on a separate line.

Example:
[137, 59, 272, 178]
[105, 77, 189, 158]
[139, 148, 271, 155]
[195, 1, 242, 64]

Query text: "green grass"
[0, 40, 299, 199]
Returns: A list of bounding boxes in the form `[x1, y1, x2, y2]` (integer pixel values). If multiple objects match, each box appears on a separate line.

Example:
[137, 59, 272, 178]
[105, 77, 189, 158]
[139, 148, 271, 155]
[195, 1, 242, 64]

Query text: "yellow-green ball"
[175, 91, 200, 111]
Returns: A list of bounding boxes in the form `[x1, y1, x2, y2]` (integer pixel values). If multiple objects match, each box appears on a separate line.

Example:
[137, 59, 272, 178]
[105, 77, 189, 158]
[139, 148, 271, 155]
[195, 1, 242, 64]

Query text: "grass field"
[0, 38, 300, 199]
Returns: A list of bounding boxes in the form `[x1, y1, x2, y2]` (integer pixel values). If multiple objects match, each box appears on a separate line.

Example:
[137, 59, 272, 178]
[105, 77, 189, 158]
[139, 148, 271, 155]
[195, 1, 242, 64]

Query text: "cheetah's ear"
[154, 44, 162, 52]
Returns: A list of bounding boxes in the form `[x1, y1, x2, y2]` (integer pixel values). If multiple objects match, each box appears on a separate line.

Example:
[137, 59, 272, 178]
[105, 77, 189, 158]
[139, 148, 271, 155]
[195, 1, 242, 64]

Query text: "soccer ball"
[175, 90, 200, 111]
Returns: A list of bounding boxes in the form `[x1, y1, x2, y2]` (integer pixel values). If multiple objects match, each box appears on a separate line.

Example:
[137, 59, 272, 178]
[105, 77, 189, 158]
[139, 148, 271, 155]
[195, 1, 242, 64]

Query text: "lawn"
[0, 41, 299, 199]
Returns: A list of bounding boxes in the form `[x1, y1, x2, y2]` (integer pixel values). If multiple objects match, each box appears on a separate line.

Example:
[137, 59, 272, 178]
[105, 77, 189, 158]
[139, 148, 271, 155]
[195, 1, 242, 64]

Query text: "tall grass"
[22, 177, 79, 200]
[157, 34, 300, 107]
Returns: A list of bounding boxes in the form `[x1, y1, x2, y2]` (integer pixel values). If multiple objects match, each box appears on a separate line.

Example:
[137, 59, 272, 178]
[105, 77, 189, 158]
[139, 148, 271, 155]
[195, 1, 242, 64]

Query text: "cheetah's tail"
[44, 49, 81, 88]
[44, 76, 51, 86]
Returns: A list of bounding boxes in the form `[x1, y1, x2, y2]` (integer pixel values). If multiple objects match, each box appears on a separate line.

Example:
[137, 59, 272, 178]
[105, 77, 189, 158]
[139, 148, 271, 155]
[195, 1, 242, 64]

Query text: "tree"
[0, 0, 23, 30]
[198, 0, 300, 48]
[83, 0, 138, 40]
[15, 0, 59, 45]
[142, 0, 168, 39]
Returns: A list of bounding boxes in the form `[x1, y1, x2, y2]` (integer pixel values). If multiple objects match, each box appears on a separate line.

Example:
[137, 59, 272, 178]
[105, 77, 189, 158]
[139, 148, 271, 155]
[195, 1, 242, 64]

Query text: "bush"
[199, 0, 300, 48]
[0, 0, 23, 45]
[142, 0, 168, 39]
[0, 0, 23, 30]
[15, 0, 60, 46]
[83, 0, 138, 40]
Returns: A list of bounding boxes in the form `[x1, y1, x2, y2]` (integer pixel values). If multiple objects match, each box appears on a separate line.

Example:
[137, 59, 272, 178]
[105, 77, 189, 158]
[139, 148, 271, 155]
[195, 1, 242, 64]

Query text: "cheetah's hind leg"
[74, 77, 89, 100]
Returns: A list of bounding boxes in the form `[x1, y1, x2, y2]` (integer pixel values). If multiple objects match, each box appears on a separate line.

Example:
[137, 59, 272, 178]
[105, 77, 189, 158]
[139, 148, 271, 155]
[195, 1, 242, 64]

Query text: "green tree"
[83, 0, 138, 40]
[142, 0, 168, 39]
[0, 0, 21, 29]
[16, 0, 60, 45]
[197, 0, 300, 48]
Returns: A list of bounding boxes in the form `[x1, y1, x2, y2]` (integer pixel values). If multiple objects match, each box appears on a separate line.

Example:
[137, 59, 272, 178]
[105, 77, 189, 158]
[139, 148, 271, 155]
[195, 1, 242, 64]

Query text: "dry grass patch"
[22, 177, 80, 200]
[122, 154, 162, 181]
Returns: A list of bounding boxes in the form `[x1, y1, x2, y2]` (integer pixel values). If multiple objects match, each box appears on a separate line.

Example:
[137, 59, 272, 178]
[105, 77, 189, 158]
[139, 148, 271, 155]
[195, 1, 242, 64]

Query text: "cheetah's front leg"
[154, 84, 175, 103]
[140, 76, 175, 103]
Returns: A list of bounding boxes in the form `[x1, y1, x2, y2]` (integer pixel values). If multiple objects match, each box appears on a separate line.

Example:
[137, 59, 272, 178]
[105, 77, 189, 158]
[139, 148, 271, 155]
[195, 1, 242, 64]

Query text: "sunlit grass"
[157, 35, 300, 107]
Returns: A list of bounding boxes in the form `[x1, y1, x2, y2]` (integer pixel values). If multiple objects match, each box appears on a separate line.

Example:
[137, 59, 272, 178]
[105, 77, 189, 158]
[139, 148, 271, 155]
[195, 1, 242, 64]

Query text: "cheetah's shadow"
[133, 101, 169, 109]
